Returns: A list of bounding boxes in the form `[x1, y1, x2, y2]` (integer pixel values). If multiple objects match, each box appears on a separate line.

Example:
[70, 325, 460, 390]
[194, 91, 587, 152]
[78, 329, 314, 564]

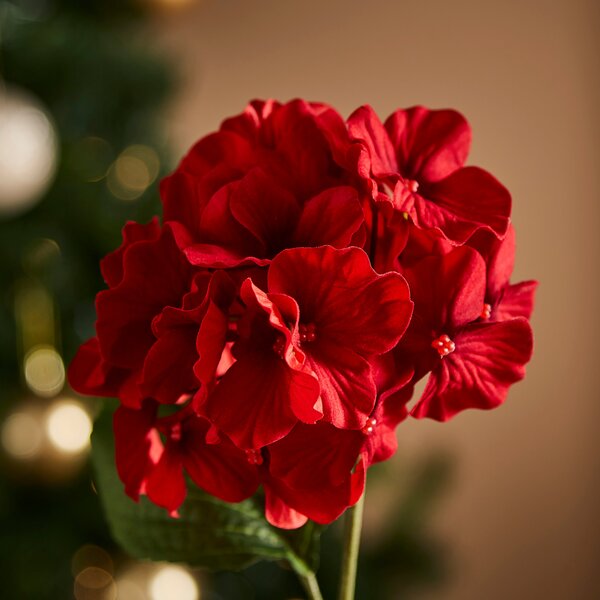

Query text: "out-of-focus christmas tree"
[0, 0, 176, 597]
[0, 2, 453, 597]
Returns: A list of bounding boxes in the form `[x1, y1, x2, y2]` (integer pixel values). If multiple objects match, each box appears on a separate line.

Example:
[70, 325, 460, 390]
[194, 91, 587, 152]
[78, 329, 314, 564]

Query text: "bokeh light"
[107, 144, 160, 201]
[74, 566, 117, 600]
[115, 579, 147, 600]
[1, 411, 44, 459]
[72, 545, 114, 578]
[149, 565, 199, 600]
[45, 400, 92, 454]
[24, 345, 65, 397]
[0, 86, 57, 217]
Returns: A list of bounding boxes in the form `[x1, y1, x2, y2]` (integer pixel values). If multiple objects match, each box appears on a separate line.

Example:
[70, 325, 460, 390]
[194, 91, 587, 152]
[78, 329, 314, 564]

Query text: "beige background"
[148, 1, 600, 597]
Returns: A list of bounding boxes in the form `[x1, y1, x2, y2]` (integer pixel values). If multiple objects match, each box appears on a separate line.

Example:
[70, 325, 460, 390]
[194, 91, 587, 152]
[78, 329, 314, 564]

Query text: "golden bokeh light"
[72, 545, 114, 579]
[115, 579, 147, 600]
[74, 566, 117, 600]
[45, 400, 92, 454]
[1, 411, 43, 459]
[24, 345, 65, 397]
[149, 565, 199, 600]
[107, 144, 160, 201]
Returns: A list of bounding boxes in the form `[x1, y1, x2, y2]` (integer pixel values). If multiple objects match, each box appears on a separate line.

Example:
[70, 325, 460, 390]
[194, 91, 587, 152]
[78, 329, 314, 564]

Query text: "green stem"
[298, 571, 324, 600]
[338, 491, 365, 600]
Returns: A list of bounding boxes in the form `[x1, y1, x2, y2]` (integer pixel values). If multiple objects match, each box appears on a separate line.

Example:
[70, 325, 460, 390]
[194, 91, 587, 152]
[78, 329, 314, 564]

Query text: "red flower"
[68, 99, 536, 529]
[69, 221, 194, 409]
[267, 246, 413, 429]
[114, 401, 259, 515]
[397, 246, 534, 420]
[348, 105, 511, 244]
[161, 99, 365, 268]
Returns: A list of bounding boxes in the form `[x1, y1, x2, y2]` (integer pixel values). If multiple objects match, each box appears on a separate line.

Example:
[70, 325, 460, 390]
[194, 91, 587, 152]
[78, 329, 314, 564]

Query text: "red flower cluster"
[69, 100, 536, 529]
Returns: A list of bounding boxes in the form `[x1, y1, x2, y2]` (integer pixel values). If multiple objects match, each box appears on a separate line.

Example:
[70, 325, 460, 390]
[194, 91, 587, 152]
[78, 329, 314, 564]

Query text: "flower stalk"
[338, 489, 365, 600]
[298, 571, 324, 600]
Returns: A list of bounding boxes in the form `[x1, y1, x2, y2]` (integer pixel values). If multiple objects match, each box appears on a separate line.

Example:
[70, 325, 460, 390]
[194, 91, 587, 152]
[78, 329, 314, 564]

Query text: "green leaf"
[91, 409, 322, 574]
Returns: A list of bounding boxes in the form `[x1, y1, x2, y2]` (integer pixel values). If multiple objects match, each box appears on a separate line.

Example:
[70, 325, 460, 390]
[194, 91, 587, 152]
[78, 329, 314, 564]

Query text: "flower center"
[245, 449, 263, 465]
[361, 417, 377, 435]
[431, 334, 456, 357]
[480, 303, 492, 320]
[405, 179, 419, 193]
[299, 323, 317, 343]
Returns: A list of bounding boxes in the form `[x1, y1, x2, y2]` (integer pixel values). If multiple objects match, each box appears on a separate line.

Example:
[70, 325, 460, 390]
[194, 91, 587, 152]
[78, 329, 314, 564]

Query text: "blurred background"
[0, 0, 598, 598]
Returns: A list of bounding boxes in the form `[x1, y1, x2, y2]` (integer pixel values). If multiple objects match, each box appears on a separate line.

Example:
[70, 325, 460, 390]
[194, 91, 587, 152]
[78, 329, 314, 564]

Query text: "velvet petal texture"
[268, 246, 413, 429]
[412, 317, 533, 421]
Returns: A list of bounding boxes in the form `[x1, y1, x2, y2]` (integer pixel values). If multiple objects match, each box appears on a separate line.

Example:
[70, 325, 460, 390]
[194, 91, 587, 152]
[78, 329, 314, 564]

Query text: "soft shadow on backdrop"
[148, 1, 600, 598]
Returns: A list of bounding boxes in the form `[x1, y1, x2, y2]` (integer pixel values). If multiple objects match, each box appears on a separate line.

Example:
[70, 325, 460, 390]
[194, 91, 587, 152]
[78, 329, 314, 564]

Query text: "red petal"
[293, 186, 364, 249]
[204, 352, 318, 449]
[96, 224, 192, 370]
[146, 440, 187, 515]
[113, 403, 160, 501]
[348, 105, 398, 179]
[68, 338, 120, 397]
[177, 129, 254, 178]
[404, 246, 486, 331]
[100, 218, 161, 288]
[182, 417, 259, 503]
[384, 106, 471, 182]
[184, 244, 270, 269]
[495, 280, 538, 322]
[307, 342, 376, 429]
[197, 183, 264, 257]
[264, 487, 308, 529]
[401, 166, 511, 244]
[194, 301, 231, 385]
[468, 225, 516, 303]
[412, 318, 534, 420]
[269, 246, 413, 356]
[264, 457, 366, 526]
[265, 99, 348, 199]
[268, 422, 364, 489]
[141, 327, 198, 404]
[229, 168, 300, 254]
